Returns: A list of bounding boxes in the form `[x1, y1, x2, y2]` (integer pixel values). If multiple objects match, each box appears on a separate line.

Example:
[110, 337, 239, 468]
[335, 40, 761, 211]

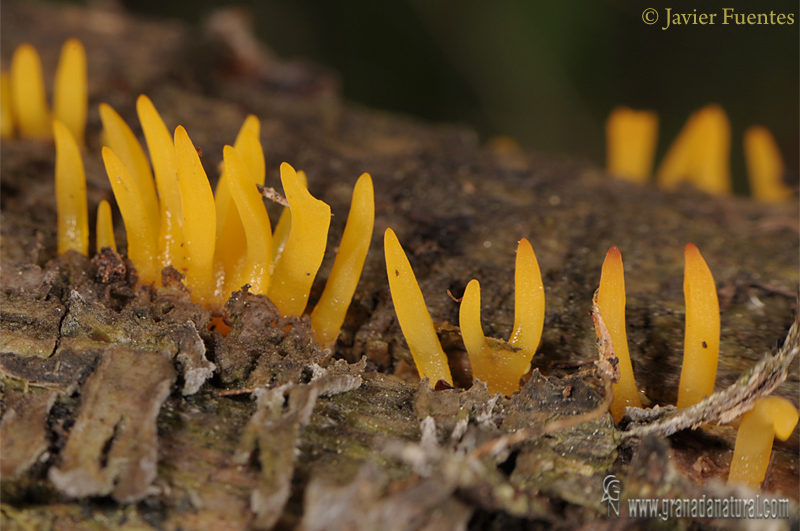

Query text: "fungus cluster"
[8, 37, 797, 492]
[606, 104, 792, 202]
[18, 38, 374, 348]
[3, 40, 86, 143]
[100, 102, 374, 345]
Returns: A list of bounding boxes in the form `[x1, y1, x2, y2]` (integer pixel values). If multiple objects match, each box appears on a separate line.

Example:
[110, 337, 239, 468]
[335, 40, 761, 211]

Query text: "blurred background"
[81, 0, 800, 193]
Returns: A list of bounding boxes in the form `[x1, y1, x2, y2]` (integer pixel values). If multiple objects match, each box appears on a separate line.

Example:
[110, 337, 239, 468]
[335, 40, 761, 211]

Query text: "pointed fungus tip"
[605, 245, 622, 262]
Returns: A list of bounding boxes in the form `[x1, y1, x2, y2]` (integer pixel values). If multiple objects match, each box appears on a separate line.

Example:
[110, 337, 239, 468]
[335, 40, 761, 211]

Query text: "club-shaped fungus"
[53, 119, 88, 256]
[384, 228, 453, 386]
[101, 146, 160, 284]
[744, 126, 792, 204]
[100, 103, 161, 238]
[605, 107, 658, 183]
[1, 73, 14, 139]
[596, 246, 641, 421]
[272, 170, 308, 263]
[728, 397, 799, 488]
[174, 125, 217, 305]
[656, 105, 731, 196]
[96, 200, 116, 252]
[136, 95, 183, 271]
[459, 281, 525, 396]
[10, 44, 51, 139]
[221, 144, 272, 297]
[310, 173, 374, 349]
[508, 238, 546, 360]
[53, 39, 87, 147]
[268, 163, 331, 317]
[214, 115, 266, 287]
[459, 238, 544, 395]
[677, 243, 720, 409]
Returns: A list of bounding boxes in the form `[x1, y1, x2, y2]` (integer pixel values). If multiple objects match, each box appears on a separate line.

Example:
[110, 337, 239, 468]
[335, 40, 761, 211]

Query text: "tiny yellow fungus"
[744, 126, 792, 204]
[99, 103, 161, 238]
[268, 163, 331, 317]
[215, 116, 264, 279]
[605, 107, 658, 183]
[174, 126, 217, 305]
[655, 112, 696, 191]
[214, 115, 263, 228]
[596, 245, 641, 421]
[10, 44, 51, 139]
[689, 105, 731, 196]
[221, 145, 272, 296]
[728, 397, 799, 488]
[656, 105, 731, 196]
[384, 228, 453, 386]
[96, 200, 116, 252]
[1, 72, 14, 138]
[53, 119, 88, 256]
[101, 147, 159, 284]
[677, 243, 720, 409]
[272, 169, 308, 263]
[310, 173, 375, 349]
[508, 238, 545, 360]
[136, 95, 184, 271]
[53, 39, 87, 147]
[460, 279, 530, 395]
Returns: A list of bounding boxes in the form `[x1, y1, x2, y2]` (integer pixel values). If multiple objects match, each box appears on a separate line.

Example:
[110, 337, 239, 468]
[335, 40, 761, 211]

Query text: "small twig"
[219, 387, 257, 397]
[750, 281, 795, 300]
[445, 289, 463, 303]
[257, 185, 289, 207]
[623, 312, 799, 439]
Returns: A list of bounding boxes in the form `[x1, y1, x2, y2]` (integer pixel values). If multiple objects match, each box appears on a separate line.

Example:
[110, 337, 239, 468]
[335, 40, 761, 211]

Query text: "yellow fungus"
[605, 107, 658, 183]
[655, 112, 696, 191]
[99, 103, 161, 238]
[96, 200, 116, 252]
[596, 245, 641, 421]
[136, 95, 184, 271]
[677, 243, 720, 409]
[269, 163, 331, 317]
[53, 120, 88, 256]
[174, 126, 217, 305]
[744, 126, 792, 204]
[310, 173, 375, 349]
[214, 115, 263, 226]
[221, 145, 272, 297]
[508, 238, 545, 360]
[53, 39, 87, 147]
[728, 397, 799, 488]
[10, 44, 51, 138]
[689, 105, 731, 195]
[272, 169, 308, 263]
[101, 146, 159, 284]
[384, 228, 453, 386]
[459, 238, 544, 394]
[460, 279, 529, 395]
[1, 72, 14, 138]
[215, 116, 264, 279]
[656, 105, 731, 196]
